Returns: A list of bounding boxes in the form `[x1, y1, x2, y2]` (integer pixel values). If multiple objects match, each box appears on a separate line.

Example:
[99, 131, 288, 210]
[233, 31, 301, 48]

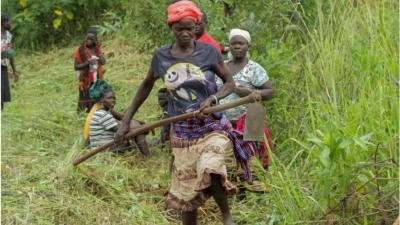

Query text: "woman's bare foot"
[223, 215, 235, 225]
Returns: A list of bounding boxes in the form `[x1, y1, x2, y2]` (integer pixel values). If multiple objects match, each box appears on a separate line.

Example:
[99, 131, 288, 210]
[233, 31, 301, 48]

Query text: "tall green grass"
[2, 0, 398, 224]
[259, 0, 398, 224]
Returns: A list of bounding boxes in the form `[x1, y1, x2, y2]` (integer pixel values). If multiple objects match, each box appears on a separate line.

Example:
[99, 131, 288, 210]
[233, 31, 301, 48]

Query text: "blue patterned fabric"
[216, 59, 269, 121]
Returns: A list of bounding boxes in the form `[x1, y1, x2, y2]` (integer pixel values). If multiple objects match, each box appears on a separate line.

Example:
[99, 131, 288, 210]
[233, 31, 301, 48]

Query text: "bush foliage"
[3, 0, 303, 51]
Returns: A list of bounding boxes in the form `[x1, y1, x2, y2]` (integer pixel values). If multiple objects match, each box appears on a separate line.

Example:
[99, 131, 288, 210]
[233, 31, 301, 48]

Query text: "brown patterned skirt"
[166, 131, 237, 212]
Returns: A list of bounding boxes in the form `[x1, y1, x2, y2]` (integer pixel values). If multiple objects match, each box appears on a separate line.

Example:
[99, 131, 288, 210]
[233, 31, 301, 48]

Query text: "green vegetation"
[2, 0, 398, 224]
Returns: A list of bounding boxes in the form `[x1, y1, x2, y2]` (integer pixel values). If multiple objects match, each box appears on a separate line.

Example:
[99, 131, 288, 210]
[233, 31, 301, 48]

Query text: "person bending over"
[115, 2, 263, 224]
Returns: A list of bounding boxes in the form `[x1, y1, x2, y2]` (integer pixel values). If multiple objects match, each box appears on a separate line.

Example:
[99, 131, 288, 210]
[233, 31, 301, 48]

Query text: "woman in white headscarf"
[217, 28, 274, 168]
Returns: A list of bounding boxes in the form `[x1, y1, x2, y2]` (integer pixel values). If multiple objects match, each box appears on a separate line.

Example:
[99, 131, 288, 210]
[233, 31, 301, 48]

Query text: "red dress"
[235, 114, 273, 168]
[197, 32, 223, 53]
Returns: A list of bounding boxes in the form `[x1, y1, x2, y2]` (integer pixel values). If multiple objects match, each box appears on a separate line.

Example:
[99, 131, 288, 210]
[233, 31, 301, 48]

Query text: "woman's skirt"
[166, 131, 237, 212]
[1, 66, 11, 109]
[78, 89, 95, 113]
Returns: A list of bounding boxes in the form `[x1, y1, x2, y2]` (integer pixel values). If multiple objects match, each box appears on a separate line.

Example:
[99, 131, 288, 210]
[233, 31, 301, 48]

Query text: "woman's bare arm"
[98, 54, 106, 65]
[114, 68, 157, 143]
[74, 59, 90, 71]
[235, 80, 274, 100]
[199, 61, 235, 111]
[110, 110, 124, 120]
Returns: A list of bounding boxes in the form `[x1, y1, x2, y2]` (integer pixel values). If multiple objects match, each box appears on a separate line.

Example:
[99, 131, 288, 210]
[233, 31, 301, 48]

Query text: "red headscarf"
[167, 0, 203, 26]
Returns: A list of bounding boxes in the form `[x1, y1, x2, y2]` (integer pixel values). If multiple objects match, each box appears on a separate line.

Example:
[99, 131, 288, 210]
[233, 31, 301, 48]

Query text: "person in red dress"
[195, 12, 225, 53]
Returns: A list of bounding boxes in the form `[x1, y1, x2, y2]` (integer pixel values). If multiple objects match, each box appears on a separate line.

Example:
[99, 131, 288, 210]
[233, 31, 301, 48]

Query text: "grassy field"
[1, 41, 275, 225]
[2, 0, 399, 224]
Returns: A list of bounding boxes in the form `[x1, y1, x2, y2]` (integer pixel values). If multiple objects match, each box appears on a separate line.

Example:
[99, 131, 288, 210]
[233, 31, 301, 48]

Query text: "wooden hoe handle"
[72, 91, 261, 166]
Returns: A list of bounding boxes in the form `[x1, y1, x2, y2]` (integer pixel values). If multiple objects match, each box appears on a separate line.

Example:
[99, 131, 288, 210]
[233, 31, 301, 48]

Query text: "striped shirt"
[89, 109, 118, 148]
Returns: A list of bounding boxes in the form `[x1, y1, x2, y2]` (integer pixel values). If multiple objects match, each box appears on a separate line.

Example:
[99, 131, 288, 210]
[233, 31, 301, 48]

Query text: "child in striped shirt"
[89, 82, 150, 156]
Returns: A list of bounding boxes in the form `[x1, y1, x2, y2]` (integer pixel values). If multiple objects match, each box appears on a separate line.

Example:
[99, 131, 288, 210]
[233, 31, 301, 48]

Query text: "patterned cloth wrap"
[173, 112, 262, 182]
[1, 31, 13, 67]
[216, 59, 269, 121]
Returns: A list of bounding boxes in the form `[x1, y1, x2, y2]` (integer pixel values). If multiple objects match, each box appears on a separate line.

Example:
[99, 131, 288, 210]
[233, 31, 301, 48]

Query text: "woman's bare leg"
[134, 134, 150, 156]
[182, 209, 197, 225]
[129, 120, 150, 156]
[209, 174, 235, 225]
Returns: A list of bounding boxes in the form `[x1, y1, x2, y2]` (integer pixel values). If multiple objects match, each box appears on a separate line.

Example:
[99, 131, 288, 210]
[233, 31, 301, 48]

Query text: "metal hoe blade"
[244, 102, 265, 142]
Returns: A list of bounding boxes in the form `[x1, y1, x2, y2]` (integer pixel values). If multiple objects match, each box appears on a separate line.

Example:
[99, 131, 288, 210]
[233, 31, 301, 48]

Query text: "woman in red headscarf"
[115, 1, 261, 224]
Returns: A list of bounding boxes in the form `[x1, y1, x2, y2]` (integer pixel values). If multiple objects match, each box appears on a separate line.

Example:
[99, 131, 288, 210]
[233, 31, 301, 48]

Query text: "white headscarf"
[229, 28, 251, 44]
